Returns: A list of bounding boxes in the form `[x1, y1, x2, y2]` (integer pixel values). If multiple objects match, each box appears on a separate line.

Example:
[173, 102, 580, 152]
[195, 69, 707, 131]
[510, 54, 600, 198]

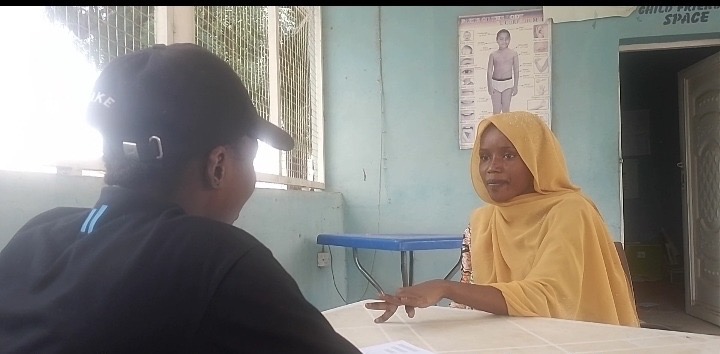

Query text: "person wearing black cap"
[0, 43, 360, 353]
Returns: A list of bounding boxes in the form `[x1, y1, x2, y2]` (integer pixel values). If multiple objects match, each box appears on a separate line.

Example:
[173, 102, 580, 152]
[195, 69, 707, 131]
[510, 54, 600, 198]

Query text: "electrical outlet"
[317, 252, 330, 267]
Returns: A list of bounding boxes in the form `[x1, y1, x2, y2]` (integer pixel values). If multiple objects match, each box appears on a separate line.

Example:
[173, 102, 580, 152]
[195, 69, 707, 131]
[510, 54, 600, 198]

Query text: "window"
[0, 6, 324, 190]
[195, 6, 324, 190]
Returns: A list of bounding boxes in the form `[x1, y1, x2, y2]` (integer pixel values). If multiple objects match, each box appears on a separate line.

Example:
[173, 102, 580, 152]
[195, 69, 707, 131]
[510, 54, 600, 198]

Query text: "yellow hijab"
[469, 111, 639, 327]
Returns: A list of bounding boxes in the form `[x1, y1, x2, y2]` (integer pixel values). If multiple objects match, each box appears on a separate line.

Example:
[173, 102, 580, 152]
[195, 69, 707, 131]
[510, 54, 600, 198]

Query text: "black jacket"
[0, 186, 360, 353]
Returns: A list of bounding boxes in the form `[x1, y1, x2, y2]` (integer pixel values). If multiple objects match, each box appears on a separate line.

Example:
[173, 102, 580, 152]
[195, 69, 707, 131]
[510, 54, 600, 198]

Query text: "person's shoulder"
[548, 193, 596, 215]
[163, 215, 264, 253]
[16, 207, 90, 233]
[27, 207, 90, 222]
[470, 205, 488, 214]
[170, 215, 239, 232]
[4, 207, 90, 252]
[469, 204, 494, 221]
[171, 215, 257, 239]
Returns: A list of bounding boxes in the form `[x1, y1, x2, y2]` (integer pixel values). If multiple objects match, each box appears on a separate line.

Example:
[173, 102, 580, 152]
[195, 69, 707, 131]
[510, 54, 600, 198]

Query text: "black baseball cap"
[87, 43, 294, 163]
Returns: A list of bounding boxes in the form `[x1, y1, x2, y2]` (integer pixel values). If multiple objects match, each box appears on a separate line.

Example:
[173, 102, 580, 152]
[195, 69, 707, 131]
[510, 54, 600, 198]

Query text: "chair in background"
[614, 241, 673, 331]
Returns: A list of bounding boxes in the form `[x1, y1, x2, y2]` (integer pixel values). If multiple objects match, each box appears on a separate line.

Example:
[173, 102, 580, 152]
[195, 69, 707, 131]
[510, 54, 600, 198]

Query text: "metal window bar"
[195, 6, 271, 124]
[39, 6, 154, 176]
[195, 6, 323, 190]
[40, 6, 322, 188]
[277, 6, 321, 188]
[44, 6, 155, 69]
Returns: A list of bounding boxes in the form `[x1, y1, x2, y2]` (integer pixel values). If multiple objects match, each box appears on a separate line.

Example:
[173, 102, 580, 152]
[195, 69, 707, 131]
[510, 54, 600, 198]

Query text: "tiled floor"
[633, 279, 720, 336]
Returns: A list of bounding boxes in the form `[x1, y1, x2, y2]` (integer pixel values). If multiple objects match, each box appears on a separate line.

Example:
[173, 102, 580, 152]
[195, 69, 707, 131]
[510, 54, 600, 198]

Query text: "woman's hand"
[364, 296, 404, 323]
[394, 279, 448, 307]
[364, 280, 450, 323]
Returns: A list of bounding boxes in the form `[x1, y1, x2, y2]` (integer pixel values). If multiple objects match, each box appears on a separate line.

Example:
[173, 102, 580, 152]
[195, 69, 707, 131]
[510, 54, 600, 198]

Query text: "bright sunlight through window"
[0, 6, 102, 173]
[0, 6, 281, 180]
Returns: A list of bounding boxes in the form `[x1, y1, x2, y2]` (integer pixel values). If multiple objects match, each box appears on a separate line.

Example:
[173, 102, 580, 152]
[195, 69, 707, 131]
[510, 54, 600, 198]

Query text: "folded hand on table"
[364, 279, 448, 323]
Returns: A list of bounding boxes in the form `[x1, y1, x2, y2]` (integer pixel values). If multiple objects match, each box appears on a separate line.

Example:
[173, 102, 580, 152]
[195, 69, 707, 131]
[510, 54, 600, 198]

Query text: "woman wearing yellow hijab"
[366, 111, 639, 327]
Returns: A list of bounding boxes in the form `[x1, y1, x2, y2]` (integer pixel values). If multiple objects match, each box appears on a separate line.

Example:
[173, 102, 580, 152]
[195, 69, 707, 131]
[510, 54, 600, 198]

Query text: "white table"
[323, 300, 720, 353]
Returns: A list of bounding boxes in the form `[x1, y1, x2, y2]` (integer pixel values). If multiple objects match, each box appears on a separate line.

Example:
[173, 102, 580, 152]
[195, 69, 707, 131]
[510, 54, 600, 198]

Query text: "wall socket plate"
[317, 251, 330, 267]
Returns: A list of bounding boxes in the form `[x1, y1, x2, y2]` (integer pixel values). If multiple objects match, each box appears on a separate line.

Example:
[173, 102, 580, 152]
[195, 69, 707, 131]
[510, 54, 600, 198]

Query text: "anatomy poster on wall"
[458, 9, 551, 149]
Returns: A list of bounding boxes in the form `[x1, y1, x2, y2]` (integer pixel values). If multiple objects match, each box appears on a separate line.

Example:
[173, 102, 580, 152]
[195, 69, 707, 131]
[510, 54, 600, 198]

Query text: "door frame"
[618, 38, 720, 245]
[617, 38, 720, 315]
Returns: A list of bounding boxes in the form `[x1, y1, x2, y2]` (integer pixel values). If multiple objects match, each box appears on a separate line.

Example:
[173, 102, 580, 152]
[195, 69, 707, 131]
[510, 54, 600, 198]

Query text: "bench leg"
[444, 254, 462, 281]
[400, 251, 414, 287]
[353, 248, 385, 295]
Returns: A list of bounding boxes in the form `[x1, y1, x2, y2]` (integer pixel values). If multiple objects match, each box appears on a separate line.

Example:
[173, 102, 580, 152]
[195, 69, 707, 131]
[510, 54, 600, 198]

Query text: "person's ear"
[205, 145, 229, 189]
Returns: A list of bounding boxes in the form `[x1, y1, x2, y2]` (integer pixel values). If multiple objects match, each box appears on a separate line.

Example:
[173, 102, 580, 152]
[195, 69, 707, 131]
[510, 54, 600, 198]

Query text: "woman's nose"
[487, 156, 502, 172]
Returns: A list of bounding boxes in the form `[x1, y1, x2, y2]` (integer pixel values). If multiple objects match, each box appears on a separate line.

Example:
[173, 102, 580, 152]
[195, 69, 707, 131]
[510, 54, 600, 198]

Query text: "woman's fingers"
[375, 306, 398, 323]
[405, 305, 416, 318]
[364, 301, 399, 323]
[378, 293, 404, 304]
[365, 289, 431, 322]
[364, 301, 393, 310]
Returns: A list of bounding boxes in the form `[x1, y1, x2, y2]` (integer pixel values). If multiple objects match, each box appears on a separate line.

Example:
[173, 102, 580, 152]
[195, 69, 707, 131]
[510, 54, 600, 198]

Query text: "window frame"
[159, 6, 325, 190]
[17, 6, 325, 191]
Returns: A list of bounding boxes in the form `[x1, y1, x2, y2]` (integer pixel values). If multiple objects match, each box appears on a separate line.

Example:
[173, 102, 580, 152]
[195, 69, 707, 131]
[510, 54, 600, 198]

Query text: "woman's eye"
[480, 155, 490, 161]
[504, 153, 516, 159]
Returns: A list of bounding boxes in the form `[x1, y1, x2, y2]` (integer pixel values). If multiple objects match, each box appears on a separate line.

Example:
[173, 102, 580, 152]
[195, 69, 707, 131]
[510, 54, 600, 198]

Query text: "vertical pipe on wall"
[376, 6, 388, 233]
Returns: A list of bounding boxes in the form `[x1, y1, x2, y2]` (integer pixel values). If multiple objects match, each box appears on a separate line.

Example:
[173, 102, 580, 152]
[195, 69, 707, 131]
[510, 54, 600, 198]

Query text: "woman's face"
[477, 124, 535, 202]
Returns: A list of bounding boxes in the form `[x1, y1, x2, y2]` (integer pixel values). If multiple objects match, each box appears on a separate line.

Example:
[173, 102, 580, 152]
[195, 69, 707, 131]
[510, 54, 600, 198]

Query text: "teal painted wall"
[1, 6, 718, 312]
[322, 6, 720, 300]
[0, 170, 348, 311]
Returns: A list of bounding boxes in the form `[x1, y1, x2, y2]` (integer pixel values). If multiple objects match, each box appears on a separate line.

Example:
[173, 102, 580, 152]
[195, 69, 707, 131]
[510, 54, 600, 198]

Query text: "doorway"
[619, 43, 720, 335]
